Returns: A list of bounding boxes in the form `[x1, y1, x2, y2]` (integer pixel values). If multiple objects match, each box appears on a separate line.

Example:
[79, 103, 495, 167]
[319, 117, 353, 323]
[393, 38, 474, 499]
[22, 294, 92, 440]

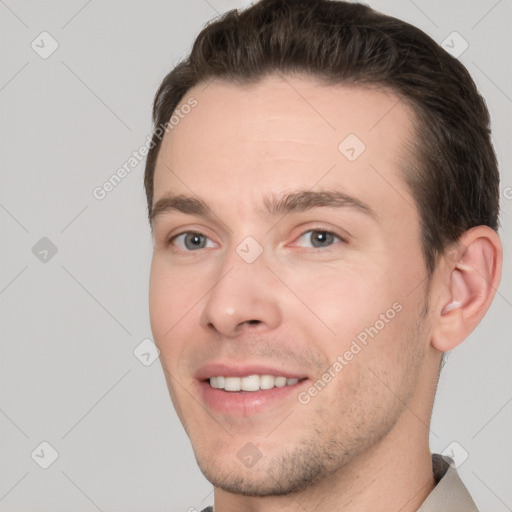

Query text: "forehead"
[153, 74, 417, 219]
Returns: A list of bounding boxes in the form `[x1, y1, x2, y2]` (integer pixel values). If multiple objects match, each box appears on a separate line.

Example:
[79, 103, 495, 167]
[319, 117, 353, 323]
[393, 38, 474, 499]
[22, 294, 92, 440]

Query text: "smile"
[209, 374, 302, 392]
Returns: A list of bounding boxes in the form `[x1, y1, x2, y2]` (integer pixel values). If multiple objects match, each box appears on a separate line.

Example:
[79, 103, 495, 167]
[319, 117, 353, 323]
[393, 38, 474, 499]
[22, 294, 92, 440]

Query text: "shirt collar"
[416, 454, 479, 512]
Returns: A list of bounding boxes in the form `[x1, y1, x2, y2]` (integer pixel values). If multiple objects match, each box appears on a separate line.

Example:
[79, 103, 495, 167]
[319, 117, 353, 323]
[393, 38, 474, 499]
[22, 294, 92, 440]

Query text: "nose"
[200, 250, 282, 338]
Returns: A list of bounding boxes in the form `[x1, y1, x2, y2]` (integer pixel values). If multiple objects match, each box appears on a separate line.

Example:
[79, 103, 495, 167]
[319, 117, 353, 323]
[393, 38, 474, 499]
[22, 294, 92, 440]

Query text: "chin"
[194, 444, 336, 497]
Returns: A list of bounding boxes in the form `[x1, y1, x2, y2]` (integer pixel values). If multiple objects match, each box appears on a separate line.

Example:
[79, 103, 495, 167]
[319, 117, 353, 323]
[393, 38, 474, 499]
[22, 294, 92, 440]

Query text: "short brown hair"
[144, 0, 499, 276]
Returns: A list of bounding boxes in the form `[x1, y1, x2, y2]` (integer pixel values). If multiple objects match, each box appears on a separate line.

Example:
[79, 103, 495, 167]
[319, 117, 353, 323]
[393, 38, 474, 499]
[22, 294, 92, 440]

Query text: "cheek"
[284, 263, 395, 343]
[149, 262, 174, 339]
[282, 259, 420, 387]
[149, 259, 201, 352]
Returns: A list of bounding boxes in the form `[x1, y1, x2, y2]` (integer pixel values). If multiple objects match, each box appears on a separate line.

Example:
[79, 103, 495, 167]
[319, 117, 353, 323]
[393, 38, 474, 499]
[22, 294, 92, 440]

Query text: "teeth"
[241, 375, 260, 391]
[209, 374, 302, 392]
[224, 376, 241, 391]
[210, 376, 225, 389]
[274, 376, 287, 387]
[259, 375, 275, 390]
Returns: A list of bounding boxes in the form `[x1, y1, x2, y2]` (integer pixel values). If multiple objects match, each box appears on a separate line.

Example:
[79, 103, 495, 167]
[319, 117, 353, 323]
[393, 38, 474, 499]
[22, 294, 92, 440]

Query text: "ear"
[431, 226, 502, 352]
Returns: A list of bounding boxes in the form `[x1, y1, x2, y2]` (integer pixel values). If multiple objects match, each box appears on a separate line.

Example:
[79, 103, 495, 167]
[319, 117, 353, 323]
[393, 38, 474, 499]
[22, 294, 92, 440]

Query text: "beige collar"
[416, 454, 479, 512]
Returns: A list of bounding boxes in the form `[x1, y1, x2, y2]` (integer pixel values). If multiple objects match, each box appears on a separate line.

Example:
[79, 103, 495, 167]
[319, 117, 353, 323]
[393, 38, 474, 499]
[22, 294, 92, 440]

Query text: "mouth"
[196, 364, 310, 416]
[208, 374, 306, 392]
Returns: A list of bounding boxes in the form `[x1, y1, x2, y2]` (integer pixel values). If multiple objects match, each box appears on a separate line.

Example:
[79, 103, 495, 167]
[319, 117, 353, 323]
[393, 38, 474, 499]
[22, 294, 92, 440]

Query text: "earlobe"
[431, 226, 502, 353]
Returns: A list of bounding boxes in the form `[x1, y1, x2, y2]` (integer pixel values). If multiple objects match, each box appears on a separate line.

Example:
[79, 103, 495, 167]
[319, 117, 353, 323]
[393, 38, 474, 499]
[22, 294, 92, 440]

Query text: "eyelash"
[166, 228, 348, 253]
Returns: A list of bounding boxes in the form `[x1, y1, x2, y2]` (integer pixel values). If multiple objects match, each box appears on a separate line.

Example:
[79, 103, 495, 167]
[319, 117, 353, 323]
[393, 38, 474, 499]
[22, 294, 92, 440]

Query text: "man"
[144, 1, 502, 510]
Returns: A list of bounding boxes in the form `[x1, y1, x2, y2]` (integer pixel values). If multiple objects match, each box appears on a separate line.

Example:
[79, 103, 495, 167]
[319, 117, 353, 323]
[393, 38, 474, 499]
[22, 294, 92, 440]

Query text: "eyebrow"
[150, 189, 377, 226]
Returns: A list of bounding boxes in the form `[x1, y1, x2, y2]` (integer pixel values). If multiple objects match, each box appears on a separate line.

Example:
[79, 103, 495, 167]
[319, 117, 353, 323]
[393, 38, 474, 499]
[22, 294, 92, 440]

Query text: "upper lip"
[195, 362, 309, 381]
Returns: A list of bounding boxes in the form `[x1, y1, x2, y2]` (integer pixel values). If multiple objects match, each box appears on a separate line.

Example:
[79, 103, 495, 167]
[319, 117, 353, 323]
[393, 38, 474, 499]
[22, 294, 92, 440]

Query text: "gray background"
[0, 0, 511, 510]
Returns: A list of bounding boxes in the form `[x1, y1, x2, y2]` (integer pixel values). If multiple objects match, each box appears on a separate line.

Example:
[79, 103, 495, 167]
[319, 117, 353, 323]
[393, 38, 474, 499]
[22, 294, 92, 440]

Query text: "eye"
[170, 231, 216, 251]
[294, 230, 344, 249]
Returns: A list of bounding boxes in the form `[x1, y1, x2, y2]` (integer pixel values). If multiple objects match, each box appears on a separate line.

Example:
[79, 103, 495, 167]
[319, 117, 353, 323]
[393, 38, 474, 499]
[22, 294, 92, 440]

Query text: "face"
[149, 74, 435, 496]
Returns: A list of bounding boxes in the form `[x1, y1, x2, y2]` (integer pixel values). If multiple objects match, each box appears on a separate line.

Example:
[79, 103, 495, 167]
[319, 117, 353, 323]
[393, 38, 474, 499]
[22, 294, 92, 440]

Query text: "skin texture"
[148, 74, 502, 512]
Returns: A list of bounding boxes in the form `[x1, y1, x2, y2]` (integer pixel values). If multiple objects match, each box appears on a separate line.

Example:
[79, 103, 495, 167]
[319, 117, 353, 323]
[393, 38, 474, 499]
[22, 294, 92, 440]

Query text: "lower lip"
[198, 380, 308, 416]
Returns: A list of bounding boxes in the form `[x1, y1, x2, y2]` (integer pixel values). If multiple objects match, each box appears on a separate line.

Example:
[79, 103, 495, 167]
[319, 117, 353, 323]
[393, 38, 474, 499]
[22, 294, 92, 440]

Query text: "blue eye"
[172, 232, 216, 251]
[168, 229, 344, 253]
[296, 230, 342, 248]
